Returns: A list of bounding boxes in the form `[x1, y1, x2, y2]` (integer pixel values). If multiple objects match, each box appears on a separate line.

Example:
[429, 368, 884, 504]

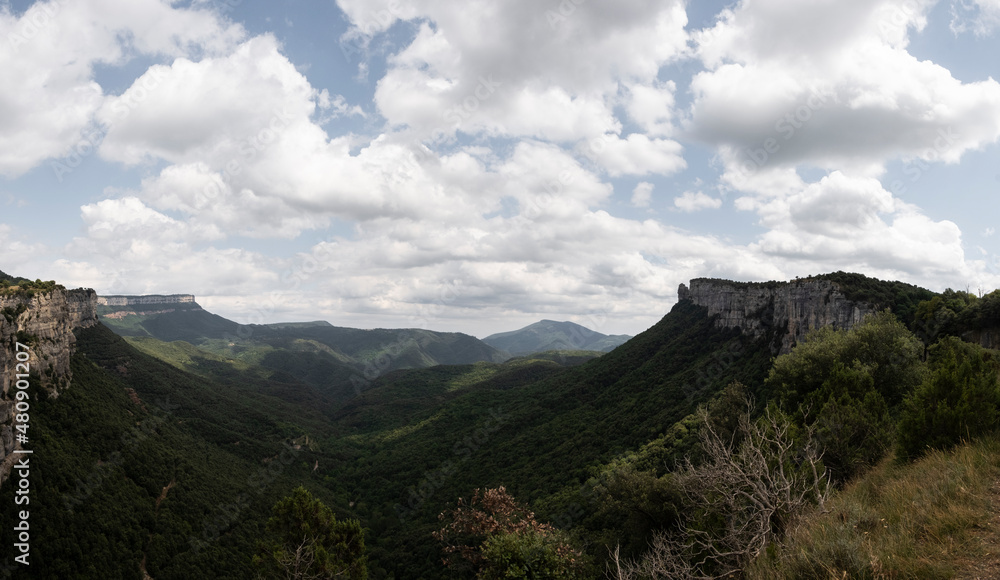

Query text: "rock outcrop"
[98, 294, 195, 306]
[963, 327, 1000, 351]
[1, 287, 98, 482]
[678, 278, 875, 354]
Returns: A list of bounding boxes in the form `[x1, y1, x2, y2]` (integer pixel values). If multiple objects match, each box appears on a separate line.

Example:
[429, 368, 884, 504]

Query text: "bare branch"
[611, 394, 831, 580]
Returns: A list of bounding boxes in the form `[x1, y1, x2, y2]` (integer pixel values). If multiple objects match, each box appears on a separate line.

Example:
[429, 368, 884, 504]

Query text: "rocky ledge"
[678, 278, 874, 354]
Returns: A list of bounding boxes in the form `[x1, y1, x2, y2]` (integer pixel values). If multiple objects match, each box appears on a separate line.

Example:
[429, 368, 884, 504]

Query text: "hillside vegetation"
[3, 272, 1000, 579]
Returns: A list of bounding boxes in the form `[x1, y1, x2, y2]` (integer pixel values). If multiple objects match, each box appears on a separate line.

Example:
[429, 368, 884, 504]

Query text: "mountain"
[4, 271, 998, 578]
[96, 294, 507, 408]
[482, 319, 631, 355]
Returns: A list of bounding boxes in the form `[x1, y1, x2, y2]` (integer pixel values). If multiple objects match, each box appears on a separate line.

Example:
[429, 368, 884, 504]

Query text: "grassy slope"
[748, 437, 1000, 579]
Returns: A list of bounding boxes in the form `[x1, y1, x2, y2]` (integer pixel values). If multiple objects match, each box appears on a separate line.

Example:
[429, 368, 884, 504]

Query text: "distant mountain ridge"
[96, 295, 508, 406]
[483, 319, 631, 355]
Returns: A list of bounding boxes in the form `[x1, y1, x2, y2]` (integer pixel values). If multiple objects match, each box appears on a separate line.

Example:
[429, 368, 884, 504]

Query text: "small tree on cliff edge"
[254, 486, 367, 579]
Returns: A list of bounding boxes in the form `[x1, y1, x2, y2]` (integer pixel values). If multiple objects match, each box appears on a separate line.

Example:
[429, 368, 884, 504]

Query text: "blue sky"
[1, 0, 999, 336]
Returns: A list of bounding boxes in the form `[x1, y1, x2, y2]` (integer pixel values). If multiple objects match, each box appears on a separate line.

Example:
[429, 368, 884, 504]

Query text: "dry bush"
[612, 397, 830, 579]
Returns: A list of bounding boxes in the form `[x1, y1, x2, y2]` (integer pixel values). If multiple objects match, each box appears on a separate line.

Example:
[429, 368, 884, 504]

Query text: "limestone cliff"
[678, 277, 875, 354]
[1, 287, 99, 481]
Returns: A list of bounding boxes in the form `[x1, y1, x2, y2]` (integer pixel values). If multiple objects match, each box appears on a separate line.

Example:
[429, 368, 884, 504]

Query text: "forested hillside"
[98, 299, 508, 410]
[2, 272, 1000, 579]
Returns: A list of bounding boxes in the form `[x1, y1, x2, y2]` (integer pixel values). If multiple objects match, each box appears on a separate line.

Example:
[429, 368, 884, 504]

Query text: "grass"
[747, 437, 1000, 579]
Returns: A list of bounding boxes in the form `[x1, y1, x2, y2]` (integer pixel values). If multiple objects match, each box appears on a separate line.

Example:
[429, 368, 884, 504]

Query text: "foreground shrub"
[612, 393, 830, 580]
[897, 336, 1000, 461]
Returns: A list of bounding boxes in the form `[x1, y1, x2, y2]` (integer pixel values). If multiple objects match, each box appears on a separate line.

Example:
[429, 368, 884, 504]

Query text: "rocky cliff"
[678, 277, 875, 354]
[1, 287, 99, 482]
[98, 294, 195, 306]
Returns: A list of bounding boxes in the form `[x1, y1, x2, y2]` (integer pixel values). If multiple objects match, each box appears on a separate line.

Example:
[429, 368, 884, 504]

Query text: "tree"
[764, 310, 925, 482]
[254, 486, 367, 580]
[897, 336, 1000, 460]
[434, 487, 592, 579]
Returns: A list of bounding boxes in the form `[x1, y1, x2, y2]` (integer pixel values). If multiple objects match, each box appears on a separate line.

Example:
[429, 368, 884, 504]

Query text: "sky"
[1, 0, 999, 338]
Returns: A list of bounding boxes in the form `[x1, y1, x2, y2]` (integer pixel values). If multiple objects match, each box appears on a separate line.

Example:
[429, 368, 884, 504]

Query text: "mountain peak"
[483, 320, 631, 355]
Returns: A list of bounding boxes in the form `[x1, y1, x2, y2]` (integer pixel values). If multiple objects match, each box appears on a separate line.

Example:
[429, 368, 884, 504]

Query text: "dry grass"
[746, 437, 1000, 580]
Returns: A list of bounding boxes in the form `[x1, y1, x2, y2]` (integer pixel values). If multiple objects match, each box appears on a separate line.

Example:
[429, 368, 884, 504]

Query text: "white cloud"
[631, 182, 654, 208]
[344, 0, 689, 142]
[674, 191, 722, 212]
[625, 81, 678, 138]
[751, 172, 965, 275]
[951, 0, 1000, 35]
[589, 134, 686, 177]
[689, 0, 1000, 182]
[0, 224, 48, 274]
[11, 0, 1000, 338]
[0, 0, 244, 177]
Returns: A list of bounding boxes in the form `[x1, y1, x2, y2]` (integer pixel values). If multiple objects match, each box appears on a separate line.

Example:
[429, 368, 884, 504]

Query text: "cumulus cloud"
[688, 0, 1000, 182]
[631, 182, 654, 208]
[749, 172, 965, 277]
[589, 134, 686, 177]
[349, 0, 688, 144]
[0, 0, 244, 177]
[8, 0, 999, 337]
[674, 191, 723, 212]
[951, 0, 1000, 35]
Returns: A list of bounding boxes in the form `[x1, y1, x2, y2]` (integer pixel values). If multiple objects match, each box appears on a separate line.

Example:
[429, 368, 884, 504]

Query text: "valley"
[1, 269, 1000, 578]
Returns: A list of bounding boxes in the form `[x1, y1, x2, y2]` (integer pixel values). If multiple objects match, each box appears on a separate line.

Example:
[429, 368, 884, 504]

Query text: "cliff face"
[1, 288, 98, 480]
[98, 294, 195, 306]
[678, 278, 875, 354]
[963, 328, 1000, 351]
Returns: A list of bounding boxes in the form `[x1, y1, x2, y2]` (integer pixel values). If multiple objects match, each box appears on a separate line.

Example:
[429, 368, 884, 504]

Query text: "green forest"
[2, 272, 1000, 578]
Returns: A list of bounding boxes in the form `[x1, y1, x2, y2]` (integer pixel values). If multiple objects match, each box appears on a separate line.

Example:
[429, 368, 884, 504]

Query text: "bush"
[897, 336, 1000, 460]
[254, 486, 368, 579]
[434, 487, 593, 579]
[765, 311, 925, 482]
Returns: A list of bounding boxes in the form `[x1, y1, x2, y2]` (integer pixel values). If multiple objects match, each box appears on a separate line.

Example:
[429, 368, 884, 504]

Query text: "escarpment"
[678, 277, 875, 354]
[1, 287, 99, 481]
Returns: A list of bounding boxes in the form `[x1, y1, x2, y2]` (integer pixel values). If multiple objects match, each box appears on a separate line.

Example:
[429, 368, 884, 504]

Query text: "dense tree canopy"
[255, 486, 368, 580]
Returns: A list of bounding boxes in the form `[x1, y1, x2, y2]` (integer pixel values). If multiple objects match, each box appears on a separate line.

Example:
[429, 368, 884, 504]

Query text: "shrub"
[897, 336, 1000, 460]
